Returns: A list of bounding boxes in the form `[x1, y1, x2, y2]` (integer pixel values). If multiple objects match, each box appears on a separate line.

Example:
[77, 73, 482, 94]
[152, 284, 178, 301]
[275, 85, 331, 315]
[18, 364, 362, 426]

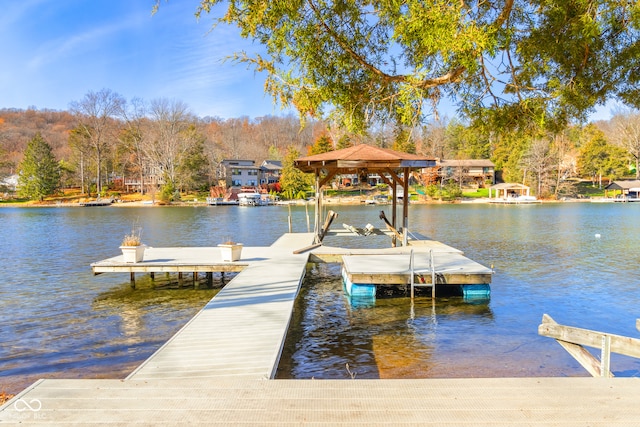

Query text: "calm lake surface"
[1, 202, 640, 393]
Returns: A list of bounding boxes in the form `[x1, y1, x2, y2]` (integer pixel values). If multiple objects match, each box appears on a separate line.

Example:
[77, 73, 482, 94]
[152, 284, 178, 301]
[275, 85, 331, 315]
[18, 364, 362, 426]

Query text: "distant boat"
[237, 189, 273, 206]
[364, 195, 390, 205]
[238, 192, 262, 206]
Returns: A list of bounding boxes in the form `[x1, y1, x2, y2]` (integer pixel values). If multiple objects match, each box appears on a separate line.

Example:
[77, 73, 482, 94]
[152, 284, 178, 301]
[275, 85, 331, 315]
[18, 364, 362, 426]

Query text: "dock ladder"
[409, 249, 436, 299]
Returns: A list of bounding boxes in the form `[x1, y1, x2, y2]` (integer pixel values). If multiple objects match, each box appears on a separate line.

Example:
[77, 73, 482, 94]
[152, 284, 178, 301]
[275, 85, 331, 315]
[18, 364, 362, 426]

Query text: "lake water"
[1, 202, 640, 393]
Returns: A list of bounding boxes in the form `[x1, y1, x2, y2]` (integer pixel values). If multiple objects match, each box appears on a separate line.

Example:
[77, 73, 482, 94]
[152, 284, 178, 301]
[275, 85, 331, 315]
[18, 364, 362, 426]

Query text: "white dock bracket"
[430, 250, 436, 299]
[409, 249, 415, 300]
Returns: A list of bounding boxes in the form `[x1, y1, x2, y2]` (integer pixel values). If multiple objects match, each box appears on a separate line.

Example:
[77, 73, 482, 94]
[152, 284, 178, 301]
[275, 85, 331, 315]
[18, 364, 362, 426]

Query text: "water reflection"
[92, 282, 219, 341]
[277, 263, 493, 379]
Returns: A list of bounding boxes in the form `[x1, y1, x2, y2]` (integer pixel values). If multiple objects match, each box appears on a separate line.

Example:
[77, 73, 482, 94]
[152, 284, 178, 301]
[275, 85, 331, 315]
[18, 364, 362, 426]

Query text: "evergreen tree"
[336, 134, 353, 150]
[392, 128, 416, 154]
[279, 146, 312, 199]
[186, 1, 640, 131]
[308, 134, 333, 155]
[18, 132, 60, 200]
[177, 135, 210, 191]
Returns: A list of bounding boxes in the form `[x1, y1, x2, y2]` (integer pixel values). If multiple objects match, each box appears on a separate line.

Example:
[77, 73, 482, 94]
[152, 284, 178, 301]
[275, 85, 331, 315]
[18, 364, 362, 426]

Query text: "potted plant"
[218, 240, 243, 262]
[120, 225, 145, 263]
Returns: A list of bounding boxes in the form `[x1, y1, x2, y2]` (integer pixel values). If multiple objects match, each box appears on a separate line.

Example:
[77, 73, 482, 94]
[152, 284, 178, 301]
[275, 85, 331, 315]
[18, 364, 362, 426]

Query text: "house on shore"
[219, 159, 282, 188]
[437, 159, 496, 187]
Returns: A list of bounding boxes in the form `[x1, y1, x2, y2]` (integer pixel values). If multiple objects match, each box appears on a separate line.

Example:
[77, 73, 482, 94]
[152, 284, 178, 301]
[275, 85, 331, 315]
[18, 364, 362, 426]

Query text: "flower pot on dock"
[218, 243, 243, 262]
[120, 245, 145, 263]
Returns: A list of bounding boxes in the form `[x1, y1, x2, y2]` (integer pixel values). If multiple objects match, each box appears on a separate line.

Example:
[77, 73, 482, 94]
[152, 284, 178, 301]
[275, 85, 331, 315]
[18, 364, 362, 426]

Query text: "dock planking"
[96, 232, 492, 382]
[127, 233, 315, 381]
[3, 377, 640, 425]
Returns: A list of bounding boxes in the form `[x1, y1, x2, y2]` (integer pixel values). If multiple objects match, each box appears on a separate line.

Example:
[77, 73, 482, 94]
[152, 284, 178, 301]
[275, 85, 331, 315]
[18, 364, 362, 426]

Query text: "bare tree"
[550, 131, 576, 198]
[145, 99, 199, 190]
[69, 89, 125, 194]
[521, 138, 554, 197]
[419, 120, 448, 159]
[120, 98, 149, 194]
[609, 110, 640, 179]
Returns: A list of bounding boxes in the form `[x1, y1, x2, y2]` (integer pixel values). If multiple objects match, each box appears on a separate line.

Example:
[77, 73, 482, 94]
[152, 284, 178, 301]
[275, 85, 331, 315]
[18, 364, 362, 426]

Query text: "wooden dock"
[3, 233, 639, 424]
[127, 233, 315, 381]
[79, 199, 113, 207]
[3, 377, 640, 425]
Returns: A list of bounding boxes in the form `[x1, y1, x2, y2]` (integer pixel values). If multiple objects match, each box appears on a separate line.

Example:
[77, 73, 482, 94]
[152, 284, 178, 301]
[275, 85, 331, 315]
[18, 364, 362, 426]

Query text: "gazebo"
[488, 182, 531, 200]
[294, 144, 435, 246]
[605, 180, 640, 199]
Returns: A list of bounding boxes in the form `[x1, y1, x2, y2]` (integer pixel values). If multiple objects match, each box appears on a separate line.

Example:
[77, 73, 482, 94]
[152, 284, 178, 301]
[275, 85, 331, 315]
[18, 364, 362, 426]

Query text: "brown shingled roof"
[295, 144, 434, 173]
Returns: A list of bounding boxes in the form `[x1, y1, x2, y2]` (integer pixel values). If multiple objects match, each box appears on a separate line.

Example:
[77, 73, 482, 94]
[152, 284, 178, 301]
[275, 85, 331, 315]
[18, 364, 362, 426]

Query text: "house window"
[232, 168, 241, 175]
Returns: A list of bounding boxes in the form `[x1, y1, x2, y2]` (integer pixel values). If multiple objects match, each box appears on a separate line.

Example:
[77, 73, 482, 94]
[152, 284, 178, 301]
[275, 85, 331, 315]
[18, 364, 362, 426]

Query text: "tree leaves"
[192, 0, 640, 132]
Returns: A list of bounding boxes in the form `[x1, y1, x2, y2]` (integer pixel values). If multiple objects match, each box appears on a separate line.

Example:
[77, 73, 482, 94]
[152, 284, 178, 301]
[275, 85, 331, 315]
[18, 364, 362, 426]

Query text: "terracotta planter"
[120, 245, 145, 263]
[218, 243, 243, 262]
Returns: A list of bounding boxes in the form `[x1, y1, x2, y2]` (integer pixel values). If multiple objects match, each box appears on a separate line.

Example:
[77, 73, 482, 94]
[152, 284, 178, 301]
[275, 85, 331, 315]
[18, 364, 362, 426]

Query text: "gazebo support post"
[402, 167, 410, 246]
[391, 177, 398, 247]
[314, 170, 322, 243]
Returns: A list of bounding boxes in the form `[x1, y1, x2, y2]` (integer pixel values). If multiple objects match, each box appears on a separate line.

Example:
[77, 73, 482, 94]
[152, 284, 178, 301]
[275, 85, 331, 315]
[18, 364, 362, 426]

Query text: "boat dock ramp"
[3, 233, 640, 425]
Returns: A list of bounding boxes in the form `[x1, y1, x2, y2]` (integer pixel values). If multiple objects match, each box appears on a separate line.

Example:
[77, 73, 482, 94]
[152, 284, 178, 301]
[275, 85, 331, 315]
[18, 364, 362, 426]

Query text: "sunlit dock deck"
[127, 233, 315, 381]
[5, 233, 639, 424]
[4, 377, 640, 425]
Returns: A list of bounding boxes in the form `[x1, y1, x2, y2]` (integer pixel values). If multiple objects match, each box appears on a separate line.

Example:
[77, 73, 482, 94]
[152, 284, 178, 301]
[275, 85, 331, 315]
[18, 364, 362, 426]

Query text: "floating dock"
[3, 233, 639, 425]
[79, 199, 113, 207]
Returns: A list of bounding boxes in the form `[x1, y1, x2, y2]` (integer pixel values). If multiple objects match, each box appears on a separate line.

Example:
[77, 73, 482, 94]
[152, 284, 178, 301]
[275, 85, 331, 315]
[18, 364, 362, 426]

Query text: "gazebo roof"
[605, 180, 640, 191]
[490, 182, 530, 190]
[294, 144, 434, 174]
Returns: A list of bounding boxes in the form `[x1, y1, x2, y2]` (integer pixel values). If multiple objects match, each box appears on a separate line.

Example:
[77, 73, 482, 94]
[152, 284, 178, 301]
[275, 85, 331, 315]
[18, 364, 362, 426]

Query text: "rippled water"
[277, 203, 640, 379]
[1, 203, 640, 394]
[0, 205, 302, 394]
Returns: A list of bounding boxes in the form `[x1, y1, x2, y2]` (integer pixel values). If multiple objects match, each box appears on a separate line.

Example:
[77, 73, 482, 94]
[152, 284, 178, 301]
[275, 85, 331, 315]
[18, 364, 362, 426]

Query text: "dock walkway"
[128, 233, 314, 381]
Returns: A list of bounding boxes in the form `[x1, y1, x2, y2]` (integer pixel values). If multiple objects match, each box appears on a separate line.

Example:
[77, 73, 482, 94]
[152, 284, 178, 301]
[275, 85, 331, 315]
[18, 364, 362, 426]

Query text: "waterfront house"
[436, 159, 496, 187]
[219, 159, 260, 187]
[259, 160, 282, 185]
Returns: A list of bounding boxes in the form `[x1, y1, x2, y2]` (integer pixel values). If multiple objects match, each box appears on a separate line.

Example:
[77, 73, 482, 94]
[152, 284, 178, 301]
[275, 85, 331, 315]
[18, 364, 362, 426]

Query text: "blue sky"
[0, 0, 283, 119]
[1, 1, 616, 122]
